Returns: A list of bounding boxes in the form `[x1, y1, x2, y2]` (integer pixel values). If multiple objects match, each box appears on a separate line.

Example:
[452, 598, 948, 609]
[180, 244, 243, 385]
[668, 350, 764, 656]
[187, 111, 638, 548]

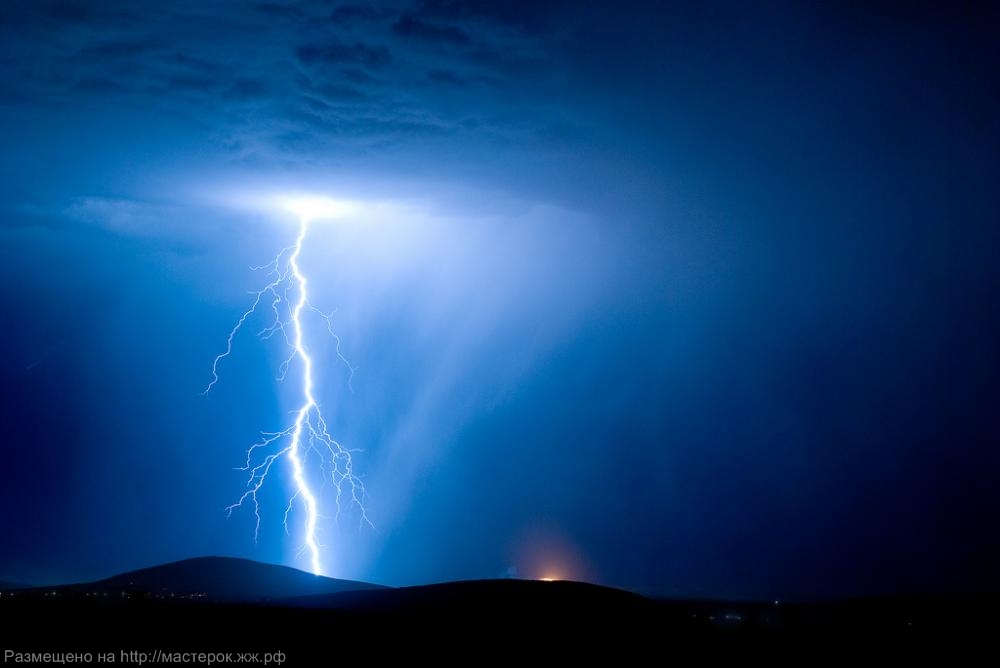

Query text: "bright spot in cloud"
[280, 196, 360, 221]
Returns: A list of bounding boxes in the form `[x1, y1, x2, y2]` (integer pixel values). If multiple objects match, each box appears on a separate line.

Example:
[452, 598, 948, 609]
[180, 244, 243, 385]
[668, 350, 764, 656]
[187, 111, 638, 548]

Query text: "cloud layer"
[1, 0, 578, 167]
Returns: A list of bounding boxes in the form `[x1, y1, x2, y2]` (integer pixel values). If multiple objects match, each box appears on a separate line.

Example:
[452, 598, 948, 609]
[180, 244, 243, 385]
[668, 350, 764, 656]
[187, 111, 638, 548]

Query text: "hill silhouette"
[62, 556, 384, 602]
[282, 577, 652, 613]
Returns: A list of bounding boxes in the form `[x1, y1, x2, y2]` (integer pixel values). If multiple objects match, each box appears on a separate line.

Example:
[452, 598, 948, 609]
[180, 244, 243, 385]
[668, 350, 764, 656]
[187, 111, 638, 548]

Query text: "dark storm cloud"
[338, 67, 376, 84]
[43, 0, 141, 27]
[226, 78, 270, 100]
[307, 81, 370, 101]
[73, 77, 128, 94]
[426, 69, 466, 86]
[162, 74, 220, 93]
[77, 40, 160, 58]
[329, 3, 394, 24]
[295, 42, 393, 68]
[252, 2, 306, 20]
[0, 0, 560, 166]
[411, 0, 567, 31]
[392, 12, 471, 46]
[157, 52, 226, 76]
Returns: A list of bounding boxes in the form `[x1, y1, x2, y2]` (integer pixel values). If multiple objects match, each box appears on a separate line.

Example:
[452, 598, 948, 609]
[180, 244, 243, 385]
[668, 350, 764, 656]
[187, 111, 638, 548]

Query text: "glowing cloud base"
[204, 204, 370, 576]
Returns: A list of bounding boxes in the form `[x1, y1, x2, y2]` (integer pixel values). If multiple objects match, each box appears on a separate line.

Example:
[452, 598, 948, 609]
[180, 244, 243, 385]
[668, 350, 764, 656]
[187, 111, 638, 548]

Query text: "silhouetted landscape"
[71, 556, 385, 601]
[2, 557, 995, 659]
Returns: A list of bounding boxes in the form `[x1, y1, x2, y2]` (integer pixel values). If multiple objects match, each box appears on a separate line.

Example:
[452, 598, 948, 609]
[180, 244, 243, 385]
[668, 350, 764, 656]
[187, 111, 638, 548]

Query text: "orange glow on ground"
[515, 527, 595, 584]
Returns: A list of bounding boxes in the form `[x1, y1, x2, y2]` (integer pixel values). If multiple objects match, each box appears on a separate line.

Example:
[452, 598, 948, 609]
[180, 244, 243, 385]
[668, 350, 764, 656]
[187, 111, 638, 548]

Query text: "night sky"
[1, 1, 998, 599]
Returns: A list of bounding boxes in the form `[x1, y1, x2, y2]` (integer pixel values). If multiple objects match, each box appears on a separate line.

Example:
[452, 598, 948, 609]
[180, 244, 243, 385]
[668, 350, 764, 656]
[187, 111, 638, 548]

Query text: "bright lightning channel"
[204, 203, 370, 576]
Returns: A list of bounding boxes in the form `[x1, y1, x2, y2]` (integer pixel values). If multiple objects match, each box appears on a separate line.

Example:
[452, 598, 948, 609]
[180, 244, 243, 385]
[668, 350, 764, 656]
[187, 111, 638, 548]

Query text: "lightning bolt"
[204, 215, 370, 576]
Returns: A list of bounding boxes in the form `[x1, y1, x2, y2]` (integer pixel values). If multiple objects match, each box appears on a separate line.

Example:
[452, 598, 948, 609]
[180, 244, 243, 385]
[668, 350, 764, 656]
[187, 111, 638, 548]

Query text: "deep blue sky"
[0, 1, 997, 598]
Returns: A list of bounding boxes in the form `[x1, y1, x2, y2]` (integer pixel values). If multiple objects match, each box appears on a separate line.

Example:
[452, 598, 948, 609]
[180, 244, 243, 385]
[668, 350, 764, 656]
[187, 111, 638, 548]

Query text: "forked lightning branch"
[203, 198, 371, 576]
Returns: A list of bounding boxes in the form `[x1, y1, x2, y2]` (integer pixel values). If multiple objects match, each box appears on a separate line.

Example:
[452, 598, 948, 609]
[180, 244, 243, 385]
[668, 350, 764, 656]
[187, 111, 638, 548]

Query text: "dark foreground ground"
[2, 559, 996, 661]
[4, 586, 998, 662]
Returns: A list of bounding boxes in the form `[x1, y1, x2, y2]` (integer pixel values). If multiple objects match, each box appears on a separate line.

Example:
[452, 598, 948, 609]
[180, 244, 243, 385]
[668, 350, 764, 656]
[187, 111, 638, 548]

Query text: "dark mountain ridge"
[26, 556, 385, 602]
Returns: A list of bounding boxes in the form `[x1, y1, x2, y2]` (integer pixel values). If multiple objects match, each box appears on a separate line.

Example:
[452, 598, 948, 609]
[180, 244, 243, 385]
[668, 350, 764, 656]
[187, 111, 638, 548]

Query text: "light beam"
[204, 202, 370, 576]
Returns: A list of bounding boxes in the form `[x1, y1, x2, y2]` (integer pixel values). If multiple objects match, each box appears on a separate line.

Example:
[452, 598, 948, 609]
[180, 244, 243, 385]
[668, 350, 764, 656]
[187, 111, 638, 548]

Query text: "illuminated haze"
[0, 1, 998, 598]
